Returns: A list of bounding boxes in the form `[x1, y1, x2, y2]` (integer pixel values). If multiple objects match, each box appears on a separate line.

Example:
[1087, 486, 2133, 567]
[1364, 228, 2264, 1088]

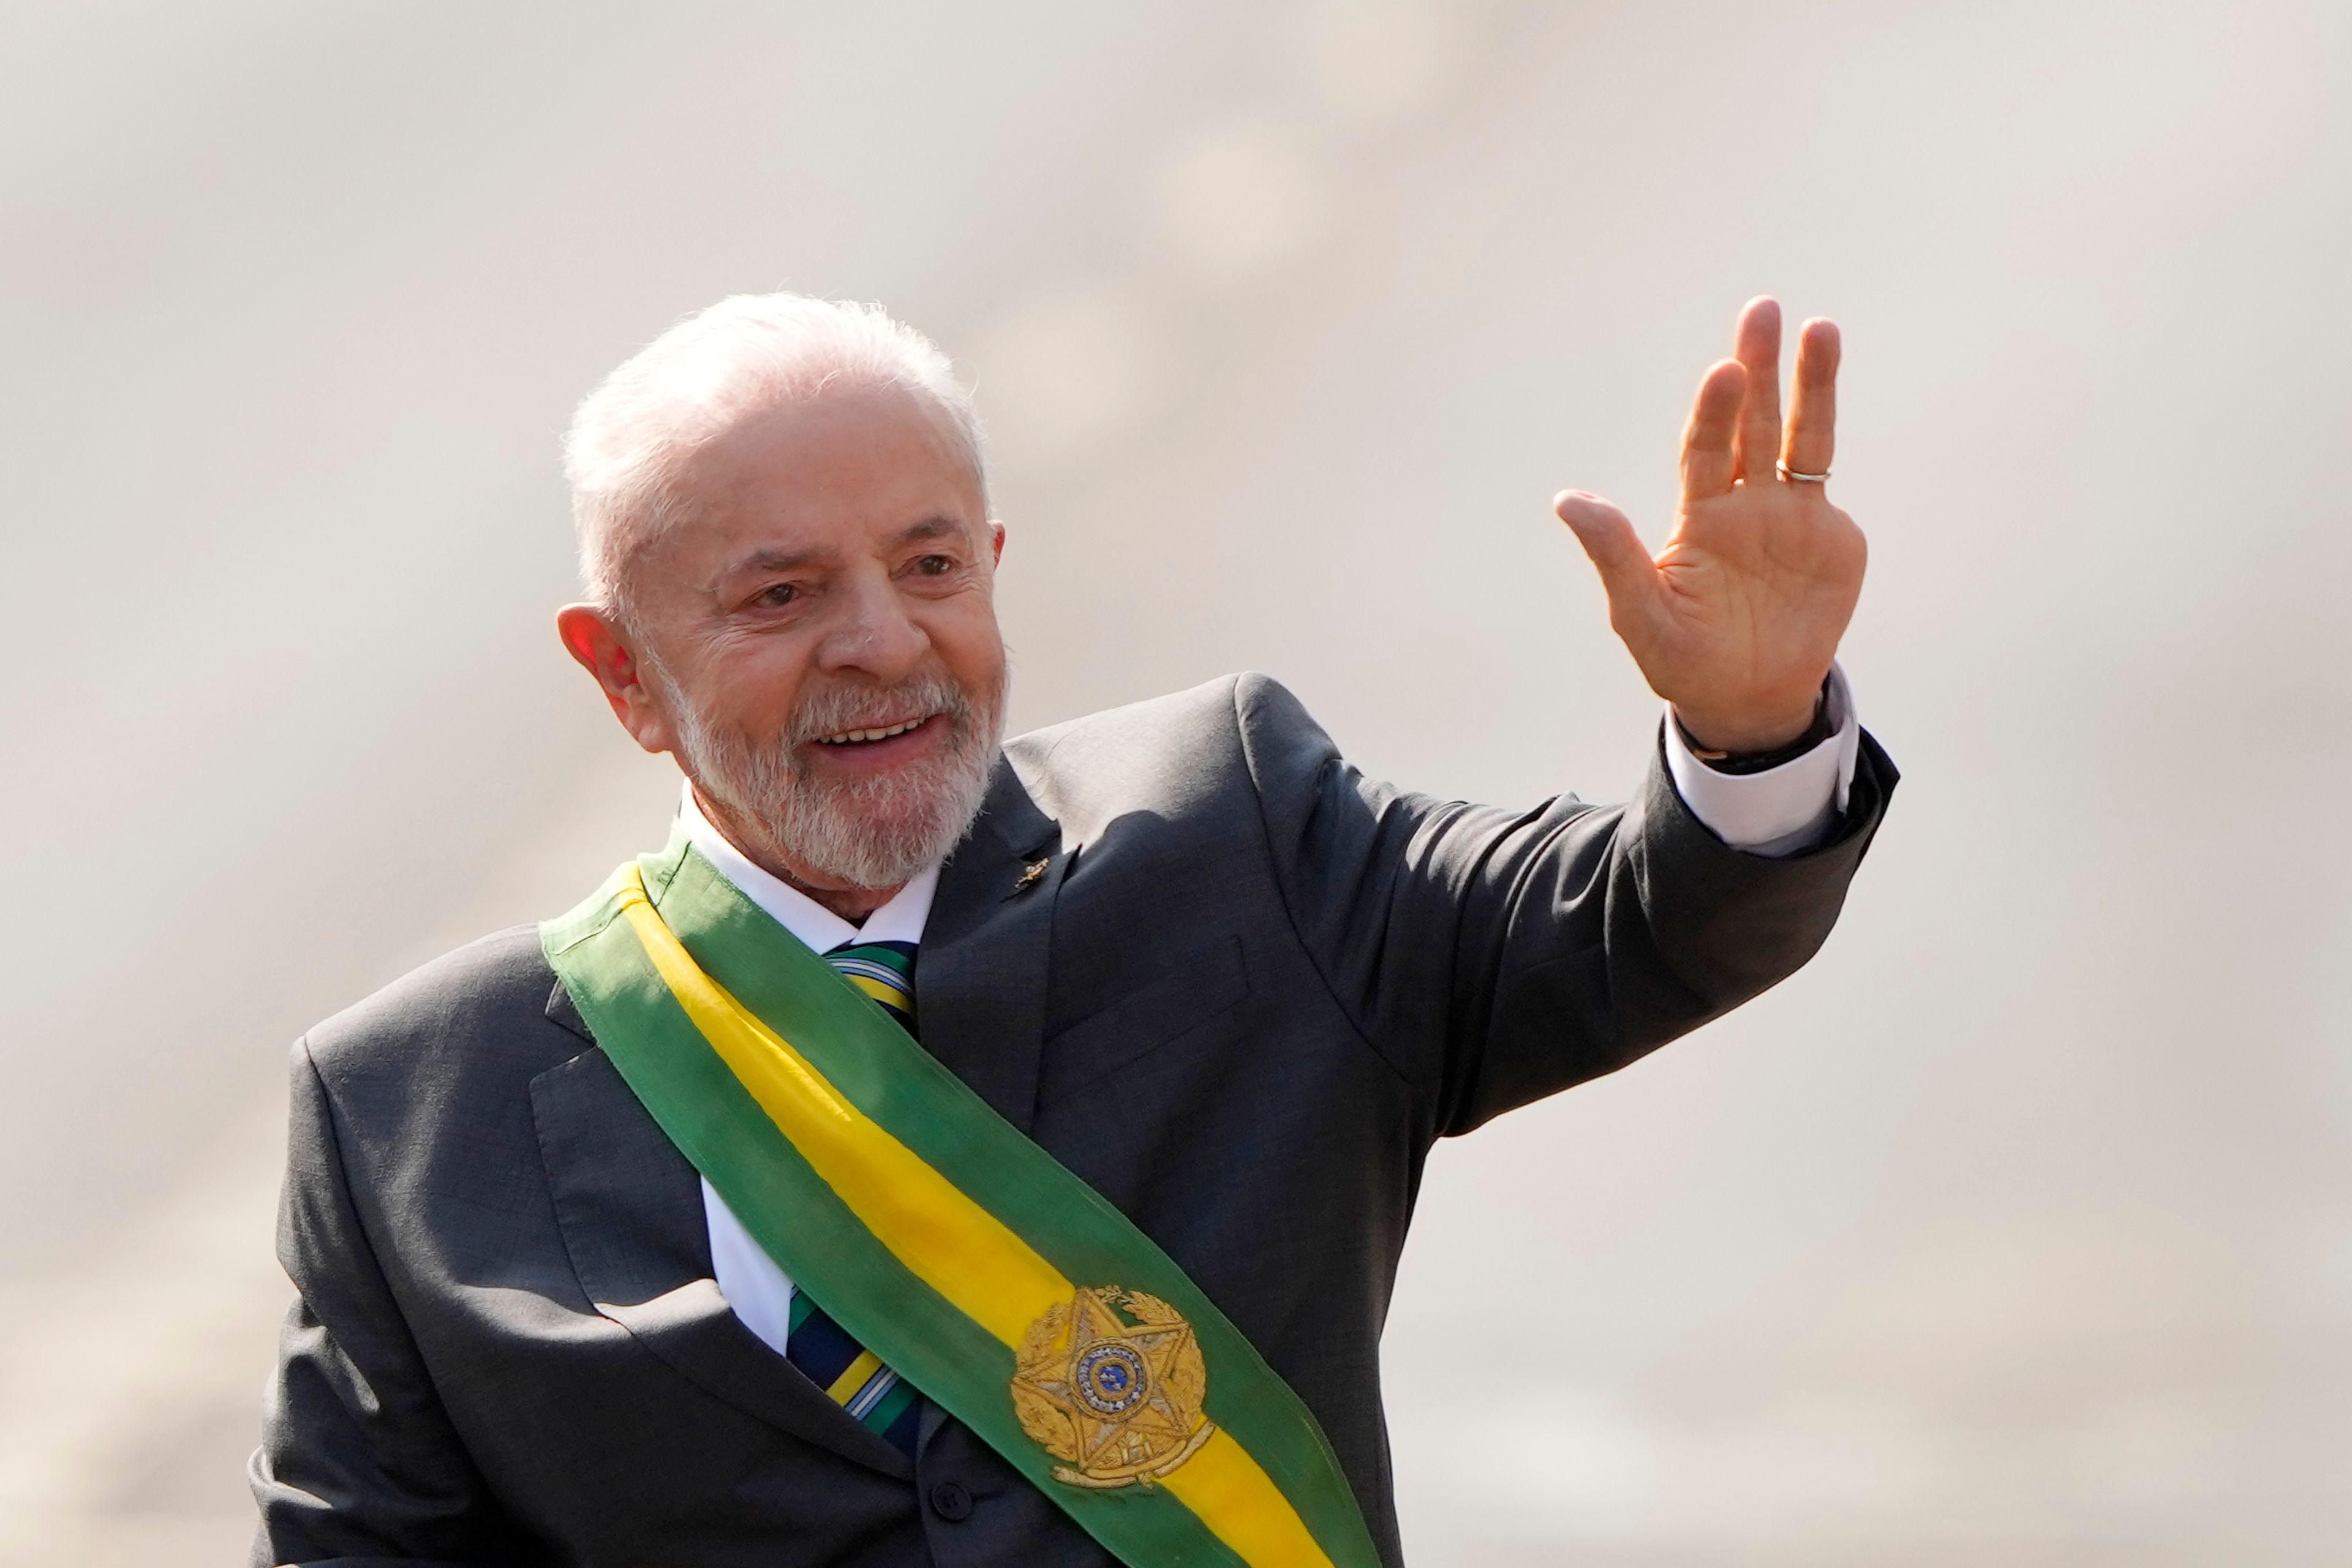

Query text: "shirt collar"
[676, 780, 940, 954]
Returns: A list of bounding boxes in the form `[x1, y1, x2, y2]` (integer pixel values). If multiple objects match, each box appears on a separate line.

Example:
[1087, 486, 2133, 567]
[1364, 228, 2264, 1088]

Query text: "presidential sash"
[541, 827, 1384, 1568]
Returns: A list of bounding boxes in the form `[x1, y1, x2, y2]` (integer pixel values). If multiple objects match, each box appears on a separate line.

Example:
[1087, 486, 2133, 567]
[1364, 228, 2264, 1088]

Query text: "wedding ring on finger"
[1776, 461, 1830, 483]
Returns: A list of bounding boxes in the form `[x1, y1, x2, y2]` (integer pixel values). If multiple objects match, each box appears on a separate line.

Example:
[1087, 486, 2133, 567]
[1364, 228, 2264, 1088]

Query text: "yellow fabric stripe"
[612, 868, 1333, 1568]
[825, 1349, 884, 1406]
[843, 971, 912, 1010]
[1163, 1430, 1336, 1568]
[617, 870, 1067, 1346]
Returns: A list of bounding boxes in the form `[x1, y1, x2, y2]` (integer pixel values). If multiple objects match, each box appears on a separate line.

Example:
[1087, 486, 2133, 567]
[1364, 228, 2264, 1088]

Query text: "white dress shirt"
[1662, 662, 1861, 858]
[683, 673, 1861, 1357]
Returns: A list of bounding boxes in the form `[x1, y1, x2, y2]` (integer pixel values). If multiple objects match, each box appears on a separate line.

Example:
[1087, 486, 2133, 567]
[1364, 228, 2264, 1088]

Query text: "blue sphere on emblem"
[1072, 1341, 1150, 1417]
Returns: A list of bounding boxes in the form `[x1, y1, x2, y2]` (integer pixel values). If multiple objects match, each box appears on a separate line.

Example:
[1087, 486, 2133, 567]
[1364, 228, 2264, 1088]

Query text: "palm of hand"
[1556, 298, 1866, 754]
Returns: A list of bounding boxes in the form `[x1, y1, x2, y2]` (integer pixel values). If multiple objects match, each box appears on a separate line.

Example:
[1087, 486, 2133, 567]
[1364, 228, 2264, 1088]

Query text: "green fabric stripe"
[650, 839, 1381, 1566]
[831, 941, 914, 981]
[864, 1376, 919, 1435]
[545, 868, 1253, 1568]
[543, 834, 1382, 1568]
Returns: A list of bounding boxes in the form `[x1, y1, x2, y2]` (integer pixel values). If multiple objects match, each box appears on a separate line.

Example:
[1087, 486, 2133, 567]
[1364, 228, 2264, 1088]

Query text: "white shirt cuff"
[1662, 662, 1859, 858]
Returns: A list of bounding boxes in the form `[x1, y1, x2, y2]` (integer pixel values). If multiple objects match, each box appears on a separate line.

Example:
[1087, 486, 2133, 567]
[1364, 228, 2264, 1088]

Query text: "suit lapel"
[914, 756, 1065, 1136]
[531, 987, 913, 1479]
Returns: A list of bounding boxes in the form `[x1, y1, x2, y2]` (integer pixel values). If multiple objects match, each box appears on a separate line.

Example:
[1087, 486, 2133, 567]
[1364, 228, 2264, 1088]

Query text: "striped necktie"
[782, 938, 922, 1455]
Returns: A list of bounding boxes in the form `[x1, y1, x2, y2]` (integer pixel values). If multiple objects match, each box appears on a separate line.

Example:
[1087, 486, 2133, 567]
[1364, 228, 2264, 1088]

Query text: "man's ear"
[555, 603, 677, 756]
[988, 519, 1006, 567]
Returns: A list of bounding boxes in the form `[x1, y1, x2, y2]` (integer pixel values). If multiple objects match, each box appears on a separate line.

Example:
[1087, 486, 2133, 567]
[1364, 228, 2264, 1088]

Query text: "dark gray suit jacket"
[252, 674, 1895, 1567]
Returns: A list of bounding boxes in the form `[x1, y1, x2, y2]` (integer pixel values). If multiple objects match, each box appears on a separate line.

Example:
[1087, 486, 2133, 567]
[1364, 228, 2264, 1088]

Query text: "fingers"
[1730, 296, 1782, 484]
[1782, 317, 1840, 480]
[1680, 358, 1746, 502]
[1553, 489, 1656, 612]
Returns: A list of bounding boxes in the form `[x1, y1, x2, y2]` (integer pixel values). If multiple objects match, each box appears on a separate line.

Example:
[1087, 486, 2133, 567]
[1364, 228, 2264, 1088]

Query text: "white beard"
[664, 663, 1005, 891]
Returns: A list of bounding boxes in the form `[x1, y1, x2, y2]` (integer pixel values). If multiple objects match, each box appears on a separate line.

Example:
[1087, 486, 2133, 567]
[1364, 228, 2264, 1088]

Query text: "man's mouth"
[812, 714, 935, 747]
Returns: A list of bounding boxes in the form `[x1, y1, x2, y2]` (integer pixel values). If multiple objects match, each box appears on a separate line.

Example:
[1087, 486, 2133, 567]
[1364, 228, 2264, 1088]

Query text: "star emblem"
[1008, 1286, 1214, 1487]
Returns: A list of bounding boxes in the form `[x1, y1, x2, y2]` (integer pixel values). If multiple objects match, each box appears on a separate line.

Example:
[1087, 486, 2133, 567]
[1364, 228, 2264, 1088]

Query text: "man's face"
[621, 383, 1008, 891]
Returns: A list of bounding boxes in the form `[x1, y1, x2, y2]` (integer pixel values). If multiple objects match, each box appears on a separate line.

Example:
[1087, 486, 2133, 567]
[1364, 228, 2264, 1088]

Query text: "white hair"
[563, 292, 987, 616]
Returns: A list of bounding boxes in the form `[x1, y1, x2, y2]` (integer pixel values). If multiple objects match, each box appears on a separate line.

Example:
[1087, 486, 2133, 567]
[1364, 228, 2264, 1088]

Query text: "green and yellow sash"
[541, 829, 1383, 1568]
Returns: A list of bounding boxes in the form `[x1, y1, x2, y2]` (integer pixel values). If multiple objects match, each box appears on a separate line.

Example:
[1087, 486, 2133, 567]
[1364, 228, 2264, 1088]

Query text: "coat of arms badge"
[1009, 1285, 1215, 1488]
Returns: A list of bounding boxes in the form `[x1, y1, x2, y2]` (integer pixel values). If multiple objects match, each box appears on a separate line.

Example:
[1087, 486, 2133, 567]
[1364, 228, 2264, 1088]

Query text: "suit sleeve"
[249, 1038, 522, 1567]
[1233, 674, 1898, 1137]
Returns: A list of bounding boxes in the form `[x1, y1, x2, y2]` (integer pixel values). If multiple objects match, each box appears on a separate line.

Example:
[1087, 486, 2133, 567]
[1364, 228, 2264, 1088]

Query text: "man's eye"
[914, 554, 953, 576]
[756, 582, 800, 607]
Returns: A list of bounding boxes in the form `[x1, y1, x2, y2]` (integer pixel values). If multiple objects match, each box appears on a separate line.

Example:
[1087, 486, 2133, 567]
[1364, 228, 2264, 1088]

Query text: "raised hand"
[1554, 297, 1866, 753]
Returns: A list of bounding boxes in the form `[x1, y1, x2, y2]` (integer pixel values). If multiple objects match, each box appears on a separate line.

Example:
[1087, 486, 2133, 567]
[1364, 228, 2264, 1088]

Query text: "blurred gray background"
[3, 1, 2347, 1562]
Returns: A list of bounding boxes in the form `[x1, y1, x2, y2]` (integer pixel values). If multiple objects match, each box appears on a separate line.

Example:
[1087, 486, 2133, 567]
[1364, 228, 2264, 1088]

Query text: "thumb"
[1553, 490, 1655, 605]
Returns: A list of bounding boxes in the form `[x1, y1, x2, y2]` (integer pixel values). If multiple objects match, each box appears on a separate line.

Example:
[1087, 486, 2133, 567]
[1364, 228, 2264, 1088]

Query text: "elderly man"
[251, 293, 1894, 1568]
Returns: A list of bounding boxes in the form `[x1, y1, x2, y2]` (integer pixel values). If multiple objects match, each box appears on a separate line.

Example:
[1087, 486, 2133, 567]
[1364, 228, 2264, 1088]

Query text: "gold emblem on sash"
[1009, 1286, 1215, 1488]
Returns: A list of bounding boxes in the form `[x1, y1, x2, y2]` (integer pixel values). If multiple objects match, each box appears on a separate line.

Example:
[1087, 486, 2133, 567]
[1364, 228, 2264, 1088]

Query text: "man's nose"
[815, 573, 929, 680]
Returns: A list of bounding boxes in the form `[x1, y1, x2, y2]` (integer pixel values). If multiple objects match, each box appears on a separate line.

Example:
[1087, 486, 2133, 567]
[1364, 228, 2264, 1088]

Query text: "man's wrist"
[1673, 680, 1835, 774]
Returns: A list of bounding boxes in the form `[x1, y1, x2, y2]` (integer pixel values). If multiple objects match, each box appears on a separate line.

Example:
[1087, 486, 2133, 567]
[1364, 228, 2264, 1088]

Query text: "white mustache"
[785, 673, 972, 749]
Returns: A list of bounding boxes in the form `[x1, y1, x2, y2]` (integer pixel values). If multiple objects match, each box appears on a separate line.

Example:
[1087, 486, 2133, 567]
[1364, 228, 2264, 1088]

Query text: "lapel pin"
[1009, 858, 1049, 897]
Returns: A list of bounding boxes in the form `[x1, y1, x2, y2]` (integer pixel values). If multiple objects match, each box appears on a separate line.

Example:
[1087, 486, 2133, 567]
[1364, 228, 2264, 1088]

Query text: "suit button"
[929, 1480, 973, 1521]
